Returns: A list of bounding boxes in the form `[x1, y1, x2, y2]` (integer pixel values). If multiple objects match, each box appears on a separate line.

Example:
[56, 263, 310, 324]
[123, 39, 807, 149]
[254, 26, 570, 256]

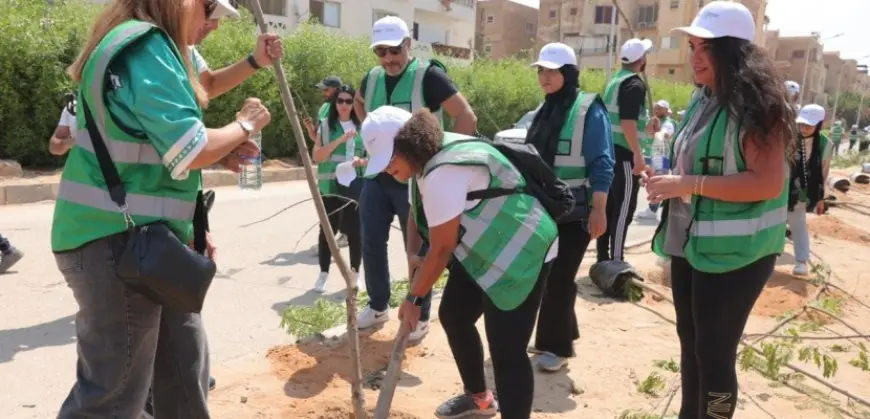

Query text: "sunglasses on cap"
[373, 45, 404, 58]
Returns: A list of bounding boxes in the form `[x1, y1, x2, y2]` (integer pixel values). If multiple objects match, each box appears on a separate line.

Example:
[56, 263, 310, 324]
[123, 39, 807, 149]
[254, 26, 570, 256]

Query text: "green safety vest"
[51, 20, 201, 251]
[409, 133, 558, 310]
[317, 102, 330, 120]
[850, 130, 859, 141]
[364, 57, 445, 126]
[316, 119, 364, 195]
[553, 92, 600, 189]
[603, 69, 649, 153]
[831, 125, 843, 142]
[652, 93, 788, 273]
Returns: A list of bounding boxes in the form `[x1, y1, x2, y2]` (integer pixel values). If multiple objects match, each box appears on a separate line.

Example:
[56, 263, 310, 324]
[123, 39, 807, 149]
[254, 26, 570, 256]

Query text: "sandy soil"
[208, 167, 870, 419]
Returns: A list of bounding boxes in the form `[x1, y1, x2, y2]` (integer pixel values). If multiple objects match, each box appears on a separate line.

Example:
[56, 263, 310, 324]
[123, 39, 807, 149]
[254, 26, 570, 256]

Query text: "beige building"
[475, 0, 538, 59]
[535, 0, 768, 84]
[770, 34, 828, 104]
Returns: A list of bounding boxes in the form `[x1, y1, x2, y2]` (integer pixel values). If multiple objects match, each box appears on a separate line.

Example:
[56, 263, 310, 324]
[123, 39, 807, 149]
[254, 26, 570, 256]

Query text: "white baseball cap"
[672, 1, 755, 43]
[370, 16, 410, 48]
[531, 43, 577, 69]
[785, 80, 801, 96]
[655, 100, 671, 111]
[211, 0, 240, 19]
[620, 38, 653, 64]
[361, 106, 413, 177]
[796, 104, 826, 126]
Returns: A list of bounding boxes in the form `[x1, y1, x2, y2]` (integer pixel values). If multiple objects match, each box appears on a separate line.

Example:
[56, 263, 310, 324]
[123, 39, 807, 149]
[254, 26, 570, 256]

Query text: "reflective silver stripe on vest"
[89, 22, 164, 166]
[320, 120, 354, 163]
[74, 128, 162, 164]
[364, 67, 380, 113]
[364, 60, 442, 123]
[57, 180, 196, 220]
[692, 207, 787, 237]
[317, 173, 336, 180]
[722, 113, 741, 175]
[554, 94, 596, 169]
[474, 202, 548, 289]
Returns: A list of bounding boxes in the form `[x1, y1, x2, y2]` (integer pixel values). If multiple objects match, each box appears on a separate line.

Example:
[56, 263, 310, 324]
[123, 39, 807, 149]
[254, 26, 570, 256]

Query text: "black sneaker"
[434, 393, 498, 418]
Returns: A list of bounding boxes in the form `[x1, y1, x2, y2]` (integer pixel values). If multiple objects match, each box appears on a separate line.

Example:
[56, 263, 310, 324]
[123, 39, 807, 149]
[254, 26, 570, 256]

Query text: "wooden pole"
[372, 323, 410, 419]
[247, 3, 367, 418]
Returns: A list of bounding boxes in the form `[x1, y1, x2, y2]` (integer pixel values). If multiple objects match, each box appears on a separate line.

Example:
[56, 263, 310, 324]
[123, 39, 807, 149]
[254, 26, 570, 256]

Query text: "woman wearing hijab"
[646, 3, 794, 418]
[524, 42, 614, 372]
[788, 104, 833, 276]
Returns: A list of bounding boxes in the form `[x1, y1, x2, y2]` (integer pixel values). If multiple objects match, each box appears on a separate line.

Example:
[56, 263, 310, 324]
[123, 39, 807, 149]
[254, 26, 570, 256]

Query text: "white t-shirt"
[190, 46, 210, 74]
[413, 164, 558, 262]
[660, 119, 676, 137]
[58, 107, 76, 139]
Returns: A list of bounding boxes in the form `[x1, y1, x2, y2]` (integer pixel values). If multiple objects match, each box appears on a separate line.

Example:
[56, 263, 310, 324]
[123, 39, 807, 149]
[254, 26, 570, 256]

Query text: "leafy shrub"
[2, 0, 697, 166]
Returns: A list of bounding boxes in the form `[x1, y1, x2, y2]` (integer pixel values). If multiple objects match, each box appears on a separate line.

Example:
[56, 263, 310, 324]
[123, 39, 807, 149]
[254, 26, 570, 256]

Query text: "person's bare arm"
[354, 90, 367, 122]
[49, 125, 75, 156]
[409, 217, 459, 297]
[620, 120, 642, 156]
[440, 93, 477, 135]
[198, 64, 256, 100]
[689, 134, 786, 202]
[188, 123, 252, 169]
[406, 214, 423, 257]
[312, 131, 351, 163]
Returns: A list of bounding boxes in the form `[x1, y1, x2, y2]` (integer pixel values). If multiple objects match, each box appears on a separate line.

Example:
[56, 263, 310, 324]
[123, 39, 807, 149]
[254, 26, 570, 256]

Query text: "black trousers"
[318, 195, 361, 272]
[534, 223, 590, 357]
[597, 146, 640, 262]
[671, 255, 776, 419]
[439, 261, 551, 419]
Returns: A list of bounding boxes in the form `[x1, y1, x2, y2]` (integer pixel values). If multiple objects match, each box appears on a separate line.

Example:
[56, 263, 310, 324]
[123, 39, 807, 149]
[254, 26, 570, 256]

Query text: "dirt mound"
[641, 264, 816, 317]
[807, 215, 870, 244]
[292, 402, 422, 419]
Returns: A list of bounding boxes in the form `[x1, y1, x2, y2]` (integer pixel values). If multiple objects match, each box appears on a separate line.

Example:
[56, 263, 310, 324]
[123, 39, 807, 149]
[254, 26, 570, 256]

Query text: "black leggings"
[671, 255, 776, 419]
[534, 223, 590, 357]
[439, 261, 550, 419]
[318, 195, 361, 272]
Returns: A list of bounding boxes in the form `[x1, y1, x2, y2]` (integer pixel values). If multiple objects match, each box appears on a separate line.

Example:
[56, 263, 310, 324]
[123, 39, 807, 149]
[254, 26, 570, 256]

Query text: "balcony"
[414, 0, 476, 22]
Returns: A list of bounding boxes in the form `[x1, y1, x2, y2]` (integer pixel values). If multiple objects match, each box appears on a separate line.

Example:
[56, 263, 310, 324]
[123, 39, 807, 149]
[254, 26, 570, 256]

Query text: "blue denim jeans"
[360, 175, 431, 321]
[55, 236, 210, 418]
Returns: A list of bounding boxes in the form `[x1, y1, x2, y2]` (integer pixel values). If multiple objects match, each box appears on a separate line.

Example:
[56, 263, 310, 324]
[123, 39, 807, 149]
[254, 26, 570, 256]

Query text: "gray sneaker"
[534, 352, 569, 372]
[435, 393, 498, 418]
[0, 248, 23, 273]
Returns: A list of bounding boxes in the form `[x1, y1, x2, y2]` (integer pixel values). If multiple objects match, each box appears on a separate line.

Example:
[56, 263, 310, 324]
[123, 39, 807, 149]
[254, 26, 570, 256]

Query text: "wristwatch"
[405, 293, 425, 307]
[236, 120, 254, 135]
[246, 53, 262, 70]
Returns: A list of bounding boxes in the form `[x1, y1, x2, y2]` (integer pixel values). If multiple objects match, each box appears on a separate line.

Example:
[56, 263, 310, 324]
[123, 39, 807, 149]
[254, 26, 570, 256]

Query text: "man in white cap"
[637, 99, 676, 219]
[596, 37, 652, 263]
[352, 16, 477, 341]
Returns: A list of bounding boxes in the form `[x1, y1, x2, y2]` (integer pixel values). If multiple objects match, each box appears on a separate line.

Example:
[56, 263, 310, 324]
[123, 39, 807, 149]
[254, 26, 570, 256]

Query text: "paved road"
[0, 180, 657, 418]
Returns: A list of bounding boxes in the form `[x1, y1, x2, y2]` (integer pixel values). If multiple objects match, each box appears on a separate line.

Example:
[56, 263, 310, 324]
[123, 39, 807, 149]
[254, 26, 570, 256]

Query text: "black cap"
[314, 75, 342, 89]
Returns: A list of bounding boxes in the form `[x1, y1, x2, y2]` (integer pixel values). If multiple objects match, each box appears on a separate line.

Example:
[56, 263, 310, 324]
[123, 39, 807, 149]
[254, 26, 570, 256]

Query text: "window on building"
[594, 6, 613, 24]
[412, 22, 419, 40]
[659, 36, 681, 49]
[569, 7, 578, 16]
[549, 8, 557, 19]
[486, 15, 494, 24]
[792, 49, 805, 59]
[310, 1, 340, 28]
[372, 9, 396, 25]
[237, 0, 285, 16]
[484, 44, 492, 55]
[525, 21, 536, 33]
[668, 68, 676, 75]
[670, 0, 679, 9]
[637, 4, 658, 25]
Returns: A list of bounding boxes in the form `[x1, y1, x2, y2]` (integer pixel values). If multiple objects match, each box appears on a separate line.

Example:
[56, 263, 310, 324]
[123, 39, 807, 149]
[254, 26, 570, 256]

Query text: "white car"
[494, 104, 542, 144]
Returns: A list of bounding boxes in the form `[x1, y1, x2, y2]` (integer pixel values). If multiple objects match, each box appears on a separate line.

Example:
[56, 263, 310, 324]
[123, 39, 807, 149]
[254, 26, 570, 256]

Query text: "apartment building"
[235, 0, 477, 60]
[535, 0, 767, 84]
[767, 34, 828, 103]
[475, 0, 538, 59]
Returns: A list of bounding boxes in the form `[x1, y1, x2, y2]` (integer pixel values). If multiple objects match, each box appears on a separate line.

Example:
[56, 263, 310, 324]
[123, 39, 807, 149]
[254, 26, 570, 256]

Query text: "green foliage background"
[4, 0, 867, 167]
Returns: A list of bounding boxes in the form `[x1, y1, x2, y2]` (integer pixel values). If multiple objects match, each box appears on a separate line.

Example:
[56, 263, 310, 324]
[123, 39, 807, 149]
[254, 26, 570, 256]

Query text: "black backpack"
[453, 138, 577, 222]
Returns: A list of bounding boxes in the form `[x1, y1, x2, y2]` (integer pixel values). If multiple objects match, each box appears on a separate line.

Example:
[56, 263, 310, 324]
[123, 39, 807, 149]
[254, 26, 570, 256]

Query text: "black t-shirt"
[617, 76, 646, 121]
[359, 61, 458, 112]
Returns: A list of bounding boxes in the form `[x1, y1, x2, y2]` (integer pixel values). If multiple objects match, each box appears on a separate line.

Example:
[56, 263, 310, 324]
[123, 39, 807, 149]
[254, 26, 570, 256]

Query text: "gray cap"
[314, 75, 342, 90]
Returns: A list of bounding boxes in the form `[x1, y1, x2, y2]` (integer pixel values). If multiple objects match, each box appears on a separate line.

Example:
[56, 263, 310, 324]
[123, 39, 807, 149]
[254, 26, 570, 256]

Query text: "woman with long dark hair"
[523, 42, 614, 372]
[311, 84, 365, 292]
[646, 3, 794, 418]
[788, 104, 833, 275]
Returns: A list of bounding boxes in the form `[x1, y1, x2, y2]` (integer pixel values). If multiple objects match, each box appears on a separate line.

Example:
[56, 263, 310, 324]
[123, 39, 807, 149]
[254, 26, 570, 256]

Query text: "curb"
[0, 167, 308, 206]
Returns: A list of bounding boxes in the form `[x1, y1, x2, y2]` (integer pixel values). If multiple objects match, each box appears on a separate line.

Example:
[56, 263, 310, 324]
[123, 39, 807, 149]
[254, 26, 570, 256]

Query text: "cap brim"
[671, 26, 716, 39]
[363, 152, 392, 178]
[530, 60, 563, 69]
[369, 38, 405, 48]
[796, 116, 820, 126]
[211, 0, 240, 19]
[640, 39, 653, 51]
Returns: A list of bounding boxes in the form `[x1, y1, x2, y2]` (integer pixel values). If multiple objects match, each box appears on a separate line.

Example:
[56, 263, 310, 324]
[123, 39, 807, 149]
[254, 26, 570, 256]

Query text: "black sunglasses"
[373, 45, 404, 58]
[336, 98, 354, 105]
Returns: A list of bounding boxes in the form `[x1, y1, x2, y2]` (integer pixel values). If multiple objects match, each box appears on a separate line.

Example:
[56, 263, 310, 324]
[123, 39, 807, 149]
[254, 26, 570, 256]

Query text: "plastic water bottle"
[238, 130, 263, 191]
[651, 133, 667, 173]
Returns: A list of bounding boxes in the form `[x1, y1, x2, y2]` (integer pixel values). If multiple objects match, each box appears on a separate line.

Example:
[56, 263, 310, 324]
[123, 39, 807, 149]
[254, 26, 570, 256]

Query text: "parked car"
[494, 103, 542, 144]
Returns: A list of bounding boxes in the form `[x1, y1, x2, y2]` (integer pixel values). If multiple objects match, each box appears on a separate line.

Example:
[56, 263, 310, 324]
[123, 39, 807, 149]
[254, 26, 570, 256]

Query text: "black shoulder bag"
[83, 97, 216, 313]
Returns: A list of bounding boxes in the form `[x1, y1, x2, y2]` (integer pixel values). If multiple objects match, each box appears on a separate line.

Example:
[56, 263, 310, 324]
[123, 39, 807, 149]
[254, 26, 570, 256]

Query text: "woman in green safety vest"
[523, 42, 614, 373]
[645, 3, 794, 418]
[311, 84, 366, 293]
[788, 104, 833, 276]
[51, 0, 270, 417]
[361, 106, 558, 419]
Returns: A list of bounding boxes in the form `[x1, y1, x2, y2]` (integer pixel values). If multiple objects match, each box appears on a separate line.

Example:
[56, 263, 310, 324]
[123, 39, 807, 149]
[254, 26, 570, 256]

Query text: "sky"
[508, 0, 870, 65]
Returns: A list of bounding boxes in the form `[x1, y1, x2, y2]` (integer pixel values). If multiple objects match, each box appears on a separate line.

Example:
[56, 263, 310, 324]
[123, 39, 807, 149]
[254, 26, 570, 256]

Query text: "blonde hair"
[68, 0, 208, 108]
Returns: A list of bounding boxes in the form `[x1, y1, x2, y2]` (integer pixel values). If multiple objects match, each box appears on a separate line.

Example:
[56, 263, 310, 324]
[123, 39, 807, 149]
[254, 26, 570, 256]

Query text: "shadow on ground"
[0, 314, 76, 364]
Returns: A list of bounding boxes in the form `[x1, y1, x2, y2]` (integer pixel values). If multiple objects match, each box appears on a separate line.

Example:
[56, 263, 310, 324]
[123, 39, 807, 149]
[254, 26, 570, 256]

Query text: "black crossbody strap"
[82, 96, 133, 226]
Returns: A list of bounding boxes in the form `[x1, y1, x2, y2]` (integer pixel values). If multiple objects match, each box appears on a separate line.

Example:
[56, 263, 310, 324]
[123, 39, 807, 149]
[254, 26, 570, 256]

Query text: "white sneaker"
[409, 321, 430, 341]
[337, 234, 348, 248]
[357, 306, 389, 329]
[313, 272, 328, 293]
[793, 262, 809, 276]
[636, 208, 657, 219]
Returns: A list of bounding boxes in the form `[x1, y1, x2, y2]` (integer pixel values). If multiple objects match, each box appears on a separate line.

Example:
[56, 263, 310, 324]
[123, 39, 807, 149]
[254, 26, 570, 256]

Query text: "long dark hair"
[708, 37, 795, 155]
[326, 84, 360, 130]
